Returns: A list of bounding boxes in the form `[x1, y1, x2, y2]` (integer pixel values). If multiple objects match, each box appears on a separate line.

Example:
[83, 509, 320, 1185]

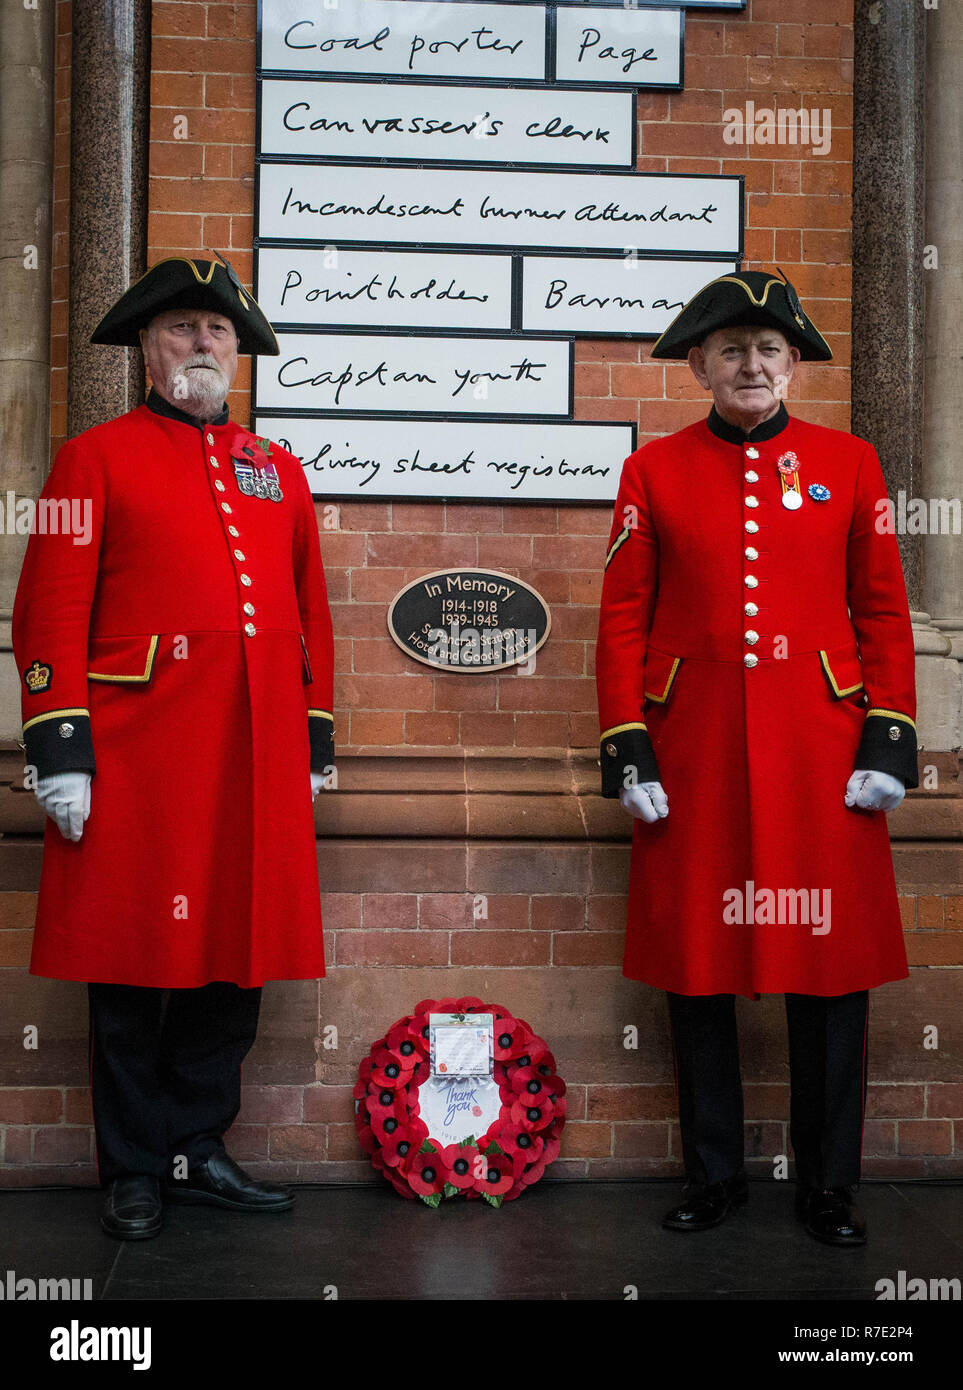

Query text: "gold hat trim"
[650, 273, 832, 358]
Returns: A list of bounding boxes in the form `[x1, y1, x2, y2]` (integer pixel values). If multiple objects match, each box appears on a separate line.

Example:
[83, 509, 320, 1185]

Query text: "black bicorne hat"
[90, 255, 279, 355]
[649, 269, 832, 361]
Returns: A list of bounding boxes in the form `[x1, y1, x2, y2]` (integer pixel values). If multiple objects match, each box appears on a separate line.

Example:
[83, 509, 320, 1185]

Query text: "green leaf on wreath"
[483, 1140, 505, 1157]
[461, 1135, 476, 1148]
[420, 1191, 443, 1209]
[419, 1139, 437, 1155]
[443, 1182, 459, 1198]
[482, 1192, 504, 1209]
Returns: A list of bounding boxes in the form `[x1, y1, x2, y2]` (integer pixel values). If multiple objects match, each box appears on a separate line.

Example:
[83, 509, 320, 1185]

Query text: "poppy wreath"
[354, 996, 566, 1208]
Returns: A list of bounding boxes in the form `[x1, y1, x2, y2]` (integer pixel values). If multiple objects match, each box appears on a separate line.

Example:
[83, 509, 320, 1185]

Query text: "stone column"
[0, 0, 56, 737]
[919, 0, 963, 752]
[851, 0, 954, 754]
[68, 0, 150, 437]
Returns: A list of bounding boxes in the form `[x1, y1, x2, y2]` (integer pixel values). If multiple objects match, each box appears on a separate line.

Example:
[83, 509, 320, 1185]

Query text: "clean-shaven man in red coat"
[13, 257, 335, 1239]
[596, 270, 917, 1245]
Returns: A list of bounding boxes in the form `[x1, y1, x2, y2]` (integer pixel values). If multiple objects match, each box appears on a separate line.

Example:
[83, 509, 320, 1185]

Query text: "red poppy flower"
[381, 1118, 427, 1169]
[491, 1015, 532, 1061]
[436, 1143, 477, 1190]
[386, 1018, 427, 1063]
[370, 1102, 407, 1147]
[365, 1081, 403, 1122]
[472, 1152, 514, 1197]
[370, 1045, 417, 1089]
[510, 1095, 555, 1132]
[497, 1118, 545, 1169]
[519, 1128, 563, 1186]
[407, 1148, 449, 1197]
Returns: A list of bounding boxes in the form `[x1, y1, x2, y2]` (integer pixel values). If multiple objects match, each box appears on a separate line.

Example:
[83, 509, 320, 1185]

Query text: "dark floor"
[2, 1179, 961, 1301]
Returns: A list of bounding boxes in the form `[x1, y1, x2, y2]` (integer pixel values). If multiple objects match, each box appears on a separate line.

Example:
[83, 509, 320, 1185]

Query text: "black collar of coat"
[707, 401, 790, 444]
[146, 386, 229, 429]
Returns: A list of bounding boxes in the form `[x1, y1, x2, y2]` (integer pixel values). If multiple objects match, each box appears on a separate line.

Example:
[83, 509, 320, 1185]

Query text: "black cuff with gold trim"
[22, 710, 96, 780]
[855, 712, 918, 789]
[599, 724, 660, 799]
[308, 711, 335, 772]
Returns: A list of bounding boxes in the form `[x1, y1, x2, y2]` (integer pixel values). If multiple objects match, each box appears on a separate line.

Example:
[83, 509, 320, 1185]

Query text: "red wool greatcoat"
[596, 404, 918, 998]
[13, 395, 334, 988]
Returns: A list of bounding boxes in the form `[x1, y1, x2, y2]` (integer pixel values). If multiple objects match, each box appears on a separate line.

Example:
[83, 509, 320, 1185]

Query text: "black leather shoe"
[101, 1175, 163, 1241]
[165, 1151, 294, 1212]
[662, 1171, 749, 1232]
[796, 1185, 867, 1246]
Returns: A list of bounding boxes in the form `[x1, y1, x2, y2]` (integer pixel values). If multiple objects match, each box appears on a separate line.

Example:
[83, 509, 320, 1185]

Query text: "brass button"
[745, 602, 758, 616]
[744, 654, 758, 668]
[58, 722, 74, 738]
[745, 546, 758, 561]
[745, 520, 759, 534]
[745, 447, 760, 460]
[228, 525, 239, 537]
[243, 602, 255, 616]
[244, 623, 256, 637]
[745, 495, 759, 508]
[744, 470, 759, 483]
[221, 502, 232, 514]
[888, 725, 902, 741]
[240, 573, 252, 587]
[214, 480, 226, 492]
[745, 630, 759, 645]
[233, 549, 246, 561]
[745, 575, 758, 589]
[605, 742, 618, 757]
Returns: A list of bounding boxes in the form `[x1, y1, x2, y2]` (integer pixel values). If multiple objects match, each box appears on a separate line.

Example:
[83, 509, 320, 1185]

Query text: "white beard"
[167, 355, 229, 416]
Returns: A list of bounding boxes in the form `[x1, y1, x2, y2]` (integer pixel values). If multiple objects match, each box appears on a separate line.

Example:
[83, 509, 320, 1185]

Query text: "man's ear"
[687, 345, 710, 389]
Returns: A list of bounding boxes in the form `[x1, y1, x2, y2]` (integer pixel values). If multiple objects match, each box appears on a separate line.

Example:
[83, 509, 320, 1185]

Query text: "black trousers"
[667, 990, 869, 1190]
[87, 982, 261, 1184]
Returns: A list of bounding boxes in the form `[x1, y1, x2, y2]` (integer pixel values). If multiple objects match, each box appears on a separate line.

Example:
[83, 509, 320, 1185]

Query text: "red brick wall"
[6, 0, 959, 1187]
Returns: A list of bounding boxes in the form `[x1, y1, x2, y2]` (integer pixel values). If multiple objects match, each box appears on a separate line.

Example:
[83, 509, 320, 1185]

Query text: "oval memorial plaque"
[387, 569, 551, 673]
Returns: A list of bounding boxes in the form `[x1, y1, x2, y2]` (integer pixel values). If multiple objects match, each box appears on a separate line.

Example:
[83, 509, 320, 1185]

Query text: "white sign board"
[257, 333, 571, 415]
[554, 6, 683, 86]
[259, 162, 742, 255]
[260, 78, 635, 167]
[256, 246, 514, 331]
[521, 256, 738, 335]
[254, 416, 629, 501]
[261, 0, 548, 80]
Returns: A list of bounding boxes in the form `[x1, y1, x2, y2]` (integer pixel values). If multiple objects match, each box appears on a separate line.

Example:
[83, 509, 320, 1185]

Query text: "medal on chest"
[776, 450, 803, 510]
[231, 440, 284, 503]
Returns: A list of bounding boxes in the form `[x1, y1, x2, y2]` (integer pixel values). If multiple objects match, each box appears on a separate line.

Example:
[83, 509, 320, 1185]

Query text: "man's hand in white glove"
[845, 769, 905, 813]
[310, 771, 329, 799]
[619, 783, 669, 823]
[35, 772, 92, 842]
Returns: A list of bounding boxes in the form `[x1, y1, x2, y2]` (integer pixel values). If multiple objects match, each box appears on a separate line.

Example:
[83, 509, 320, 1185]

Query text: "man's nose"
[741, 349, 765, 376]
[192, 324, 215, 350]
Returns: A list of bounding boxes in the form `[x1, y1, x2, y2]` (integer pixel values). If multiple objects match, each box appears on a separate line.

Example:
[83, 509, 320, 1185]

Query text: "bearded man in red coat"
[596, 270, 917, 1246]
[13, 257, 335, 1240]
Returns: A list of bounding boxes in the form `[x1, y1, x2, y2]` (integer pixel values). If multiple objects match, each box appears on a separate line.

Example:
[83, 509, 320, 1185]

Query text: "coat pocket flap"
[87, 635, 159, 683]
[819, 641, 864, 698]
[643, 647, 682, 704]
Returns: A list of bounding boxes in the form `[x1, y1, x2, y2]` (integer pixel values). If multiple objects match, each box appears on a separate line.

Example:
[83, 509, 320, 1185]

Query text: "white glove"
[35, 772, 92, 842]
[619, 783, 668, 823]
[845, 769, 905, 813]
[310, 771, 329, 799]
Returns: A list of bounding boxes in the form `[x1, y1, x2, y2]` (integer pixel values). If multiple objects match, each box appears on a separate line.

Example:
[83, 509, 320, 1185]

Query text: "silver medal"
[782, 489, 803, 511]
